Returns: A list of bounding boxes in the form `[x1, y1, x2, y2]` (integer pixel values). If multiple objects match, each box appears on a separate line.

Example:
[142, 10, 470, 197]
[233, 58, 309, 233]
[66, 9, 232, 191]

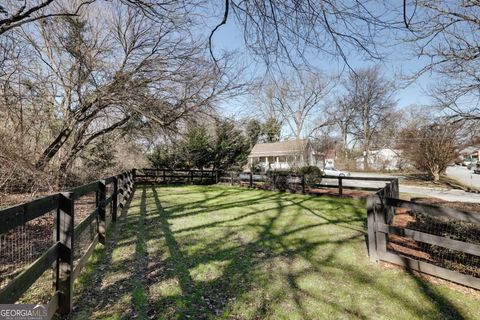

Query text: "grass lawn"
[72, 185, 480, 319]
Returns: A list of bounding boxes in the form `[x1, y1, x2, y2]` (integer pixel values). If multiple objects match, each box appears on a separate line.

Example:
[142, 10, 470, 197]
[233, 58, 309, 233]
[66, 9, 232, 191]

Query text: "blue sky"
[206, 8, 437, 116]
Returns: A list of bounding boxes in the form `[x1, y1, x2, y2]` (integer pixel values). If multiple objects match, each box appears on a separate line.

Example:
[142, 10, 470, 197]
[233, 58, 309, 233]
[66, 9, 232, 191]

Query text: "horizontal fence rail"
[216, 171, 395, 195]
[367, 179, 480, 290]
[135, 168, 396, 196]
[0, 170, 135, 318]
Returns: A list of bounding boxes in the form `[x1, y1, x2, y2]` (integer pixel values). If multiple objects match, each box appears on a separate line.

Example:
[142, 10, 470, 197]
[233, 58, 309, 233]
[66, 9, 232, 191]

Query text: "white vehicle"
[323, 167, 351, 177]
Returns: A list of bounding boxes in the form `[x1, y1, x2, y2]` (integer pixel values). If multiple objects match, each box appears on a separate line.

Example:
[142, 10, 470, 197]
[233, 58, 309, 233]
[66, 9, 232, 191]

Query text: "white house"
[356, 148, 404, 171]
[247, 139, 317, 172]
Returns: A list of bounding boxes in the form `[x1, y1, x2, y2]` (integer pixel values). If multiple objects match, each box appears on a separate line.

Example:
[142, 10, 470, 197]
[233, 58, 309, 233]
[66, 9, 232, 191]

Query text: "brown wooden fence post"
[338, 176, 343, 196]
[112, 177, 118, 223]
[98, 180, 107, 245]
[163, 170, 166, 183]
[215, 170, 219, 184]
[230, 172, 234, 185]
[249, 172, 253, 188]
[56, 192, 74, 317]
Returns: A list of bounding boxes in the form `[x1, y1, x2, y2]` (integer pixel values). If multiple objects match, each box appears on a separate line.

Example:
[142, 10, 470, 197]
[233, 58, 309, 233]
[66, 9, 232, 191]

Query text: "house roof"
[249, 139, 310, 157]
[460, 146, 480, 155]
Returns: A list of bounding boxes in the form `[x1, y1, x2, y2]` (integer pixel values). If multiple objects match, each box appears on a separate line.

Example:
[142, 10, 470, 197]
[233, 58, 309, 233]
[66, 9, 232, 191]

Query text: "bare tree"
[399, 120, 460, 181]
[330, 96, 356, 159]
[341, 66, 396, 170]
[260, 70, 334, 139]
[0, 2, 245, 182]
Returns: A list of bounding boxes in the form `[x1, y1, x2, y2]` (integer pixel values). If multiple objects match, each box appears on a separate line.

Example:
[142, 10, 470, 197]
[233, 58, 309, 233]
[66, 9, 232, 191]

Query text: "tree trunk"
[35, 126, 73, 171]
[363, 103, 370, 171]
[430, 165, 440, 182]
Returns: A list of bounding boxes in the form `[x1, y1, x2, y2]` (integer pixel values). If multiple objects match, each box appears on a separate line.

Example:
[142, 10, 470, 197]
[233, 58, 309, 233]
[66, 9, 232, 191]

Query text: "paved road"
[446, 165, 480, 189]
[323, 171, 480, 203]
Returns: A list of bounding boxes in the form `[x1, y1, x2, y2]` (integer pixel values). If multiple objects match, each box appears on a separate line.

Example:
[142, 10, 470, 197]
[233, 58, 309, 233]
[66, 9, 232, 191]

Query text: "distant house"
[320, 149, 336, 168]
[356, 148, 404, 171]
[459, 146, 480, 165]
[247, 139, 317, 172]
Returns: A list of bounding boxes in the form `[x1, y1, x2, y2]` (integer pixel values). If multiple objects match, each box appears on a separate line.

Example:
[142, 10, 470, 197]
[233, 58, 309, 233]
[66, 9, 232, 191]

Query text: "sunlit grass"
[73, 185, 480, 319]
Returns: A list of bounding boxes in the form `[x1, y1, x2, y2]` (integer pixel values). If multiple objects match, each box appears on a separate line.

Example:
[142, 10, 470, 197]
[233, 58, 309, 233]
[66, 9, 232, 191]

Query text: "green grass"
[73, 185, 480, 319]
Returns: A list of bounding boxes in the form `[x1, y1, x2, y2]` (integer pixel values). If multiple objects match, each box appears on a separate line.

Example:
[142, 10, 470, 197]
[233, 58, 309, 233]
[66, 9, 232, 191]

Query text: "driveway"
[446, 165, 480, 189]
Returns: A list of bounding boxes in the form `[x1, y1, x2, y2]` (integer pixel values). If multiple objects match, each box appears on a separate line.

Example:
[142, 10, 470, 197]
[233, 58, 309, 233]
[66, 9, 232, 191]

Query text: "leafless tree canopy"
[399, 120, 460, 181]
[404, 1, 480, 122]
[0, 1, 245, 190]
[259, 70, 334, 139]
[334, 67, 397, 168]
[226, 0, 393, 69]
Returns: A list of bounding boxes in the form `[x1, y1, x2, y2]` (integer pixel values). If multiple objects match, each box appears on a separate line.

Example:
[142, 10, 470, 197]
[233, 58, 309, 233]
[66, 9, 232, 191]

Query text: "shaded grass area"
[73, 185, 480, 319]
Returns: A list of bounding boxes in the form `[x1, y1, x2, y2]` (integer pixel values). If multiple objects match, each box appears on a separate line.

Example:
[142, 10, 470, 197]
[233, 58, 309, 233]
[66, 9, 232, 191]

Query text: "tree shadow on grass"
[145, 185, 470, 319]
[73, 185, 472, 320]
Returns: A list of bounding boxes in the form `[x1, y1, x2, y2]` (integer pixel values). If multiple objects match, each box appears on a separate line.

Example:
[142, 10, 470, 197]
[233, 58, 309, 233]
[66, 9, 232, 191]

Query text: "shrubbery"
[297, 166, 323, 187]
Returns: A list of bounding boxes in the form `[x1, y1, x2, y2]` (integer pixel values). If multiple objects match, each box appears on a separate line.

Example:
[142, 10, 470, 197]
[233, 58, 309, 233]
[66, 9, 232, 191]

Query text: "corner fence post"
[366, 194, 378, 262]
[98, 180, 106, 245]
[112, 177, 118, 223]
[56, 192, 74, 317]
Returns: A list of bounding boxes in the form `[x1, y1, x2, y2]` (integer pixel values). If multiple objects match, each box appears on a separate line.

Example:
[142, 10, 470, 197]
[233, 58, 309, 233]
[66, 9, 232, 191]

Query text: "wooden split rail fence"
[136, 168, 217, 185]
[367, 179, 480, 290]
[217, 171, 395, 195]
[2, 167, 479, 319]
[0, 170, 135, 318]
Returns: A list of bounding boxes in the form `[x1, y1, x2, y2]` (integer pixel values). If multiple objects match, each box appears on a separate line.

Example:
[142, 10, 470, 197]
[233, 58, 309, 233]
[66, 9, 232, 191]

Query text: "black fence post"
[112, 177, 118, 223]
[301, 175, 305, 194]
[190, 170, 193, 184]
[339, 177, 343, 196]
[249, 172, 253, 188]
[98, 180, 107, 245]
[366, 195, 378, 262]
[56, 192, 74, 317]
[272, 173, 276, 191]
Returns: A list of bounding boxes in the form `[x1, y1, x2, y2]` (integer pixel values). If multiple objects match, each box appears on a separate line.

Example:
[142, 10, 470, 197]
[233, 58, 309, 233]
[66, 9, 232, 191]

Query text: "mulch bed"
[0, 193, 98, 290]
[387, 199, 480, 279]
